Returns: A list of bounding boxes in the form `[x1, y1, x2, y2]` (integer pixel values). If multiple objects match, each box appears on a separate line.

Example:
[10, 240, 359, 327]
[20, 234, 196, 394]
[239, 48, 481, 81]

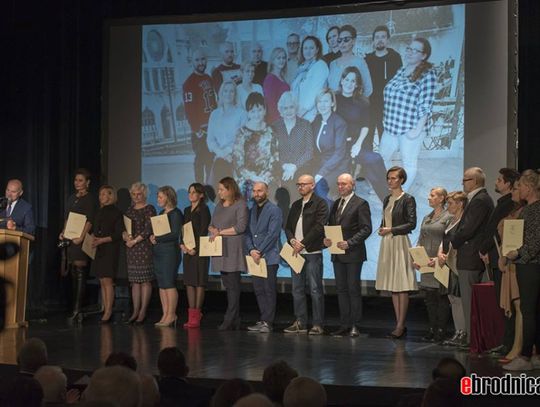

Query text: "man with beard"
[211, 41, 242, 92]
[364, 25, 402, 152]
[478, 168, 520, 355]
[245, 182, 283, 333]
[183, 49, 217, 183]
[284, 174, 328, 335]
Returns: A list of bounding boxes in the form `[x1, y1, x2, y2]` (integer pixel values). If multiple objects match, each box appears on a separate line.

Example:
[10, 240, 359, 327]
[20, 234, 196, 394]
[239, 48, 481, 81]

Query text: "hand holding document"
[123, 215, 132, 236]
[246, 256, 267, 278]
[151, 214, 171, 237]
[199, 236, 222, 256]
[64, 212, 87, 240]
[82, 233, 96, 260]
[279, 242, 305, 274]
[182, 221, 196, 250]
[501, 219, 524, 256]
[434, 261, 450, 288]
[408, 246, 435, 274]
[324, 225, 345, 254]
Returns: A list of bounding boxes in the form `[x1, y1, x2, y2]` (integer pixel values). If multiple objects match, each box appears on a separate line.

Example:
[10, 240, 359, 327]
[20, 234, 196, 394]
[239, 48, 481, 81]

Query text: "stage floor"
[2, 296, 534, 391]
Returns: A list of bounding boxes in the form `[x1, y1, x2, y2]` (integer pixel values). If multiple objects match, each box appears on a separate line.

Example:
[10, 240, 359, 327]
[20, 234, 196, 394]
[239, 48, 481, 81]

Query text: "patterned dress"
[232, 125, 279, 197]
[125, 204, 157, 283]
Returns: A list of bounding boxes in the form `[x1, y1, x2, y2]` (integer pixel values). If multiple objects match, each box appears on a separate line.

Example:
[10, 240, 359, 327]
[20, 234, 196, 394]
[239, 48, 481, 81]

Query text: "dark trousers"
[221, 272, 241, 326]
[252, 264, 278, 324]
[424, 288, 451, 331]
[356, 151, 388, 202]
[458, 268, 484, 336]
[191, 133, 214, 183]
[333, 261, 363, 327]
[493, 266, 516, 348]
[365, 103, 383, 152]
[515, 263, 540, 358]
[291, 253, 324, 326]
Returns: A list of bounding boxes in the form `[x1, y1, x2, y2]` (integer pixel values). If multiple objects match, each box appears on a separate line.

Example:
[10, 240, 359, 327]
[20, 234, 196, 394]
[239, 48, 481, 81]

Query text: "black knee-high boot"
[70, 265, 87, 318]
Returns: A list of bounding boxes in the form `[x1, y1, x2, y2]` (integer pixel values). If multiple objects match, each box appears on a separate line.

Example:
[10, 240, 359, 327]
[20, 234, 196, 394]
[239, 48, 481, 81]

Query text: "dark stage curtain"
[4, 0, 540, 311]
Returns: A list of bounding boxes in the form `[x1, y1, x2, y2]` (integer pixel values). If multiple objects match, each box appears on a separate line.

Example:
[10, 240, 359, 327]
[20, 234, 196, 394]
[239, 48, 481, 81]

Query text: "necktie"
[336, 199, 345, 223]
[6, 203, 12, 217]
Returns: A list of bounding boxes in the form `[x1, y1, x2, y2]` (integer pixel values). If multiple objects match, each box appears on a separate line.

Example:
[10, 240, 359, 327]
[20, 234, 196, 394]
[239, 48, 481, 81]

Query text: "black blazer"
[328, 195, 372, 263]
[451, 189, 494, 270]
[285, 193, 328, 252]
[380, 193, 416, 235]
[477, 193, 514, 267]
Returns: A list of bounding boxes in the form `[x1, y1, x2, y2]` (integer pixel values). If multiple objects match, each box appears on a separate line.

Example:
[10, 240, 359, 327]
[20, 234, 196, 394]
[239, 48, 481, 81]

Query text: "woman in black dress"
[59, 168, 97, 319]
[180, 183, 211, 328]
[91, 185, 124, 323]
[150, 186, 183, 327]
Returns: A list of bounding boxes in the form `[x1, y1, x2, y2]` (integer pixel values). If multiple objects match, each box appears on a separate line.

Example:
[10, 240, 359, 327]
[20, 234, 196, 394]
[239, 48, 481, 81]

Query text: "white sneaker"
[259, 322, 272, 333]
[503, 356, 533, 371]
[247, 321, 263, 332]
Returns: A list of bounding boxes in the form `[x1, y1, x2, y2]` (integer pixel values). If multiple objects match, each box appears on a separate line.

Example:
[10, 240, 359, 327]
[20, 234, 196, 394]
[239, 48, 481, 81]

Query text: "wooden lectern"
[0, 229, 34, 328]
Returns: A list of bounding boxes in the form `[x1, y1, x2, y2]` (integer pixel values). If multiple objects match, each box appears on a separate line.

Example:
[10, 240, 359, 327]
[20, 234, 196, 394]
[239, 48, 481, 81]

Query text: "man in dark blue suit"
[0, 179, 35, 235]
[245, 182, 283, 333]
[324, 173, 372, 337]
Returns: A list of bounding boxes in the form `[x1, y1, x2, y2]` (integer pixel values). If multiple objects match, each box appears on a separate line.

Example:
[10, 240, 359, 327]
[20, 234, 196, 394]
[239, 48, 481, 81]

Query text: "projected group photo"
[141, 4, 465, 280]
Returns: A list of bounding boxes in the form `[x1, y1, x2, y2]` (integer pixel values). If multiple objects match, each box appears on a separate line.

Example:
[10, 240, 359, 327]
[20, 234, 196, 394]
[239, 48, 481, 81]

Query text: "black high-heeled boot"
[70, 266, 87, 320]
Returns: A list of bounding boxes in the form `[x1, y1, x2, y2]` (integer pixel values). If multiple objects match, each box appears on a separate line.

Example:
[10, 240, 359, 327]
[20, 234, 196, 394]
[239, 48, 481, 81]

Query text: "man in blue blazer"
[324, 173, 372, 337]
[245, 182, 283, 333]
[0, 179, 35, 235]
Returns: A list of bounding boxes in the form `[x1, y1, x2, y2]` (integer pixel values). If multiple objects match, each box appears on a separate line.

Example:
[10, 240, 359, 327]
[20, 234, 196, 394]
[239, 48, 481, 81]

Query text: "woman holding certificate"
[90, 185, 124, 323]
[59, 168, 97, 320]
[415, 187, 452, 342]
[437, 191, 467, 347]
[123, 182, 156, 324]
[375, 166, 417, 339]
[180, 182, 211, 328]
[150, 186, 183, 327]
[502, 169, 540, 371]
[209, 177, 248, 330]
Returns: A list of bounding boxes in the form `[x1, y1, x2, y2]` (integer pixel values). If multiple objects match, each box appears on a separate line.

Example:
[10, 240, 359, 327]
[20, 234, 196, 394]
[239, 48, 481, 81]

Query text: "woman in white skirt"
[376, 166, 418, 338]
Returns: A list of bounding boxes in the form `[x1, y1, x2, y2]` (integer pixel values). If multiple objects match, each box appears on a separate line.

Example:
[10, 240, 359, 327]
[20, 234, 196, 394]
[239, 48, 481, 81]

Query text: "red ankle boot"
[187, 308, 202, 328]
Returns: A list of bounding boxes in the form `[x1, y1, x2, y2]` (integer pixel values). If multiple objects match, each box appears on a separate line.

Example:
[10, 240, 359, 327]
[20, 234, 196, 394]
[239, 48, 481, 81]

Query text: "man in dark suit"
[157, 347, 213, 407]
[451, 167, 494, 345]
[245, 182, 283, 333]
[0, 179, 35, 235]
[324, 173, 372, 337]
[284, 174, 328, 335]
[478, 168, 520, 355]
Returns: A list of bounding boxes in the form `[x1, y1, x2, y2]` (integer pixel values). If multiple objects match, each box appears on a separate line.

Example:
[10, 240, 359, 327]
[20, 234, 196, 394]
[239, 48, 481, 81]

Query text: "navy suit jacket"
[245, 201, 283, 265]
[327, 195, 372, 263]
[311, 112, 348, 178]
[0, 198, 35, 235]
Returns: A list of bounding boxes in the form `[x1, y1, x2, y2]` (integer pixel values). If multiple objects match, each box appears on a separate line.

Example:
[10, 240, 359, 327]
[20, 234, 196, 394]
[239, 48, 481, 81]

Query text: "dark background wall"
[3, 0, 539, 311]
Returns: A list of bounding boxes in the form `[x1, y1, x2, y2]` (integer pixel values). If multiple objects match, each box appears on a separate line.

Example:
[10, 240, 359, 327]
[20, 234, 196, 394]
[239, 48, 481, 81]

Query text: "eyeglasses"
[296, 183, 313, 187]
[337, 37, 354, 44]
[462, 178, 474, 182]
[406, 46, 424, 54]
[287, 41, 300, 46]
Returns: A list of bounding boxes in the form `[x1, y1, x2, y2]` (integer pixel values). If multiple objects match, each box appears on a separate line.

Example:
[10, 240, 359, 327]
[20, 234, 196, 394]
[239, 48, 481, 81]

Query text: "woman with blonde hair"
[263, 47, 290, 124]
[415, 187, 453, 342]
[123, 182, 156, 324]
[207, 81, 246, 184]
[150, 186, 183, 327]
[438, 191, 467, 347]
[91, 185, 124, 323]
